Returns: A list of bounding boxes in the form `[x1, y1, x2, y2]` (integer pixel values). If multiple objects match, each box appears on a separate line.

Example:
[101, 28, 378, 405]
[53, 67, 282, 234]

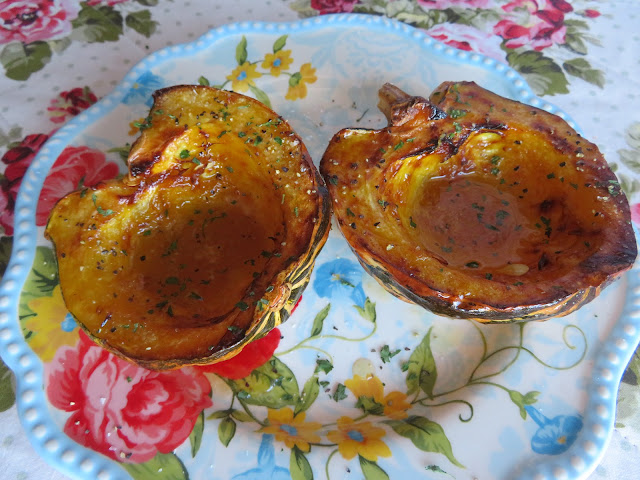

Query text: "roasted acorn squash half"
[320, 82, 637, 322]
[46, 85, 330, 369]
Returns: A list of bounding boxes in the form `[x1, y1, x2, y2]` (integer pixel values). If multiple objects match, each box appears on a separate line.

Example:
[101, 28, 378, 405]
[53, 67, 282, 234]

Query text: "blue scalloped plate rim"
[0, 13, 637, 480]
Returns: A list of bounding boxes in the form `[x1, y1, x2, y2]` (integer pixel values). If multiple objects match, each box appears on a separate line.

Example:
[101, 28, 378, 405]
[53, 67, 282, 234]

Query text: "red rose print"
[1, 133, 49, 235]
[0, 0, 80, 44]
[46, 331, 213, 463]
[198, 327, 282, 379]
[48, 87, 98, 124]
[583, 9, 601, 18]
[494, 0, 574, 51]
[36, 145, 120, 226]
[311, 0, 360, 14]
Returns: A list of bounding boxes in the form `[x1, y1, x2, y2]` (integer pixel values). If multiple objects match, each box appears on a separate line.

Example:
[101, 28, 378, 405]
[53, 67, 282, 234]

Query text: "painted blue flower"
[122, 71, 166, 106]
[313, 258, 366, 308]
[231, 434, 290, 480]
[525, 405, 583, 455]
[60, 313, 76, 332]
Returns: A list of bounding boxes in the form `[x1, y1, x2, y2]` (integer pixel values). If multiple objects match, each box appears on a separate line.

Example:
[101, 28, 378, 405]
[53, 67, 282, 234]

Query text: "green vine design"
[197, 34, 318, 109]
[194, 295, 587, 479]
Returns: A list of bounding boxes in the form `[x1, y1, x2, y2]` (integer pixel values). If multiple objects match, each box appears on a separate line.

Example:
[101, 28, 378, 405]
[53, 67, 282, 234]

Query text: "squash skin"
[320, 82, 637, 322]
[46, 85, 330, 369]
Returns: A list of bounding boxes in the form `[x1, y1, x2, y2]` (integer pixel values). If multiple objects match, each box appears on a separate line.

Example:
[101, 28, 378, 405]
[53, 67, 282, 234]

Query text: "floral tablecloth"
[0, 1, 639, 479]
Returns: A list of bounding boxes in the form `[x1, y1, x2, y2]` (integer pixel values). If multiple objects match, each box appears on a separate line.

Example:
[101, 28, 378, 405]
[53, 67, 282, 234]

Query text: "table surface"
[0, 1, 639, 479]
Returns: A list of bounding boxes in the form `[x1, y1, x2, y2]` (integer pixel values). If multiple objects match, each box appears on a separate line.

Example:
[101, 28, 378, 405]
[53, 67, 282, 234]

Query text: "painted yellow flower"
[345, 374, 411, 420]
[382, 391, 411, 420]
[326, 416, 392, 461]
[285, 63, 317, 101]
[345, 374, 384, 403]
[259, 407, 322, 452]
[24, 285, 77, 362]
[226, 62, 262, 93]
[261, 50, 293, 76]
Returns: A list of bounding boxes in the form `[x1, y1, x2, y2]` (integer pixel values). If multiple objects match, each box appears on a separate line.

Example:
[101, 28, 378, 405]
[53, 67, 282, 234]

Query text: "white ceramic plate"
[0, 14, 639, 480]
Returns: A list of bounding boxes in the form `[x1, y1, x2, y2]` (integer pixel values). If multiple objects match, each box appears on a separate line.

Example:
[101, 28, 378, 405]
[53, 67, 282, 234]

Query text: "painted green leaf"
[121, 452, 188, 479]
[622, 350, 640, 386]
[0, 41, 53, 81]
[295, 375, 320, 416]
[618, 173, 640, 198]
[0, 125, 23, 149]
[354, 297, 376, 323]
[564, 19, 589, 30]
[20, 247, 58, 304]
[310, 303, 330, 337]
[207, 409, 231, 420]
[563, 58, 605, 88]
[273, 34, 288, 53]
[198, 75, 210, 86]
[249, 84, 271, 109]
[236, 36, 248, 65]
[564, 32, 587, 55]
[289, 0, 320, 18]
[218, 416, 236, 447]
[0, 359, 16, 412]
[189, 411, 204, 457]
[18, 246, 59, 326]
[0, 236, 13, 276]
[405, 327, 437, 398]
[563, 21, 590, 55]
[107, 144, 132, 165]
[506, 50, 569, 96]
[355, 395, 385, 416]
[48, 37, 71, 54]
[359, 456, 390, 480]
[384, 416, 463, 468]
[618, 148, 640, 173]
[125, 10, 158, 38]
[227, 356, 299, 409]
[290, 445, 313, 480]
[71, 5, 124, 43]
[230, 409, 254, 422]
[289, 71, 302, 87]
[509, 390, 539, 419]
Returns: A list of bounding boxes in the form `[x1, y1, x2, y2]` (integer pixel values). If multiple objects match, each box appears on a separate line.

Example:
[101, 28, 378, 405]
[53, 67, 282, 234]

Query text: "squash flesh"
[321, 82, 636, 321]
[46, 85, 330, 367]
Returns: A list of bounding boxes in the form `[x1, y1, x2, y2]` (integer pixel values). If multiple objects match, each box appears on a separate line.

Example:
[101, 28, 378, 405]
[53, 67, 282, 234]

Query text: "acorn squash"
[320, 82, 637, 322]
[46, 85, 330, 369]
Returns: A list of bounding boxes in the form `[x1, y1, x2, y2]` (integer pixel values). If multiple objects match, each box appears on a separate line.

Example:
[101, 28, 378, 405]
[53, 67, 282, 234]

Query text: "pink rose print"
[427, 23, 507, 62]
[493, 0, 573, 51]
[47, 86, 98, 124]
[417, 0, 491, 9]
[0, 0, 80, 45]
[36, 145, 120, 226]
[311, 0, 360, 14]
[1, 133, 49, 235]
[46, 331, 213, 463]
